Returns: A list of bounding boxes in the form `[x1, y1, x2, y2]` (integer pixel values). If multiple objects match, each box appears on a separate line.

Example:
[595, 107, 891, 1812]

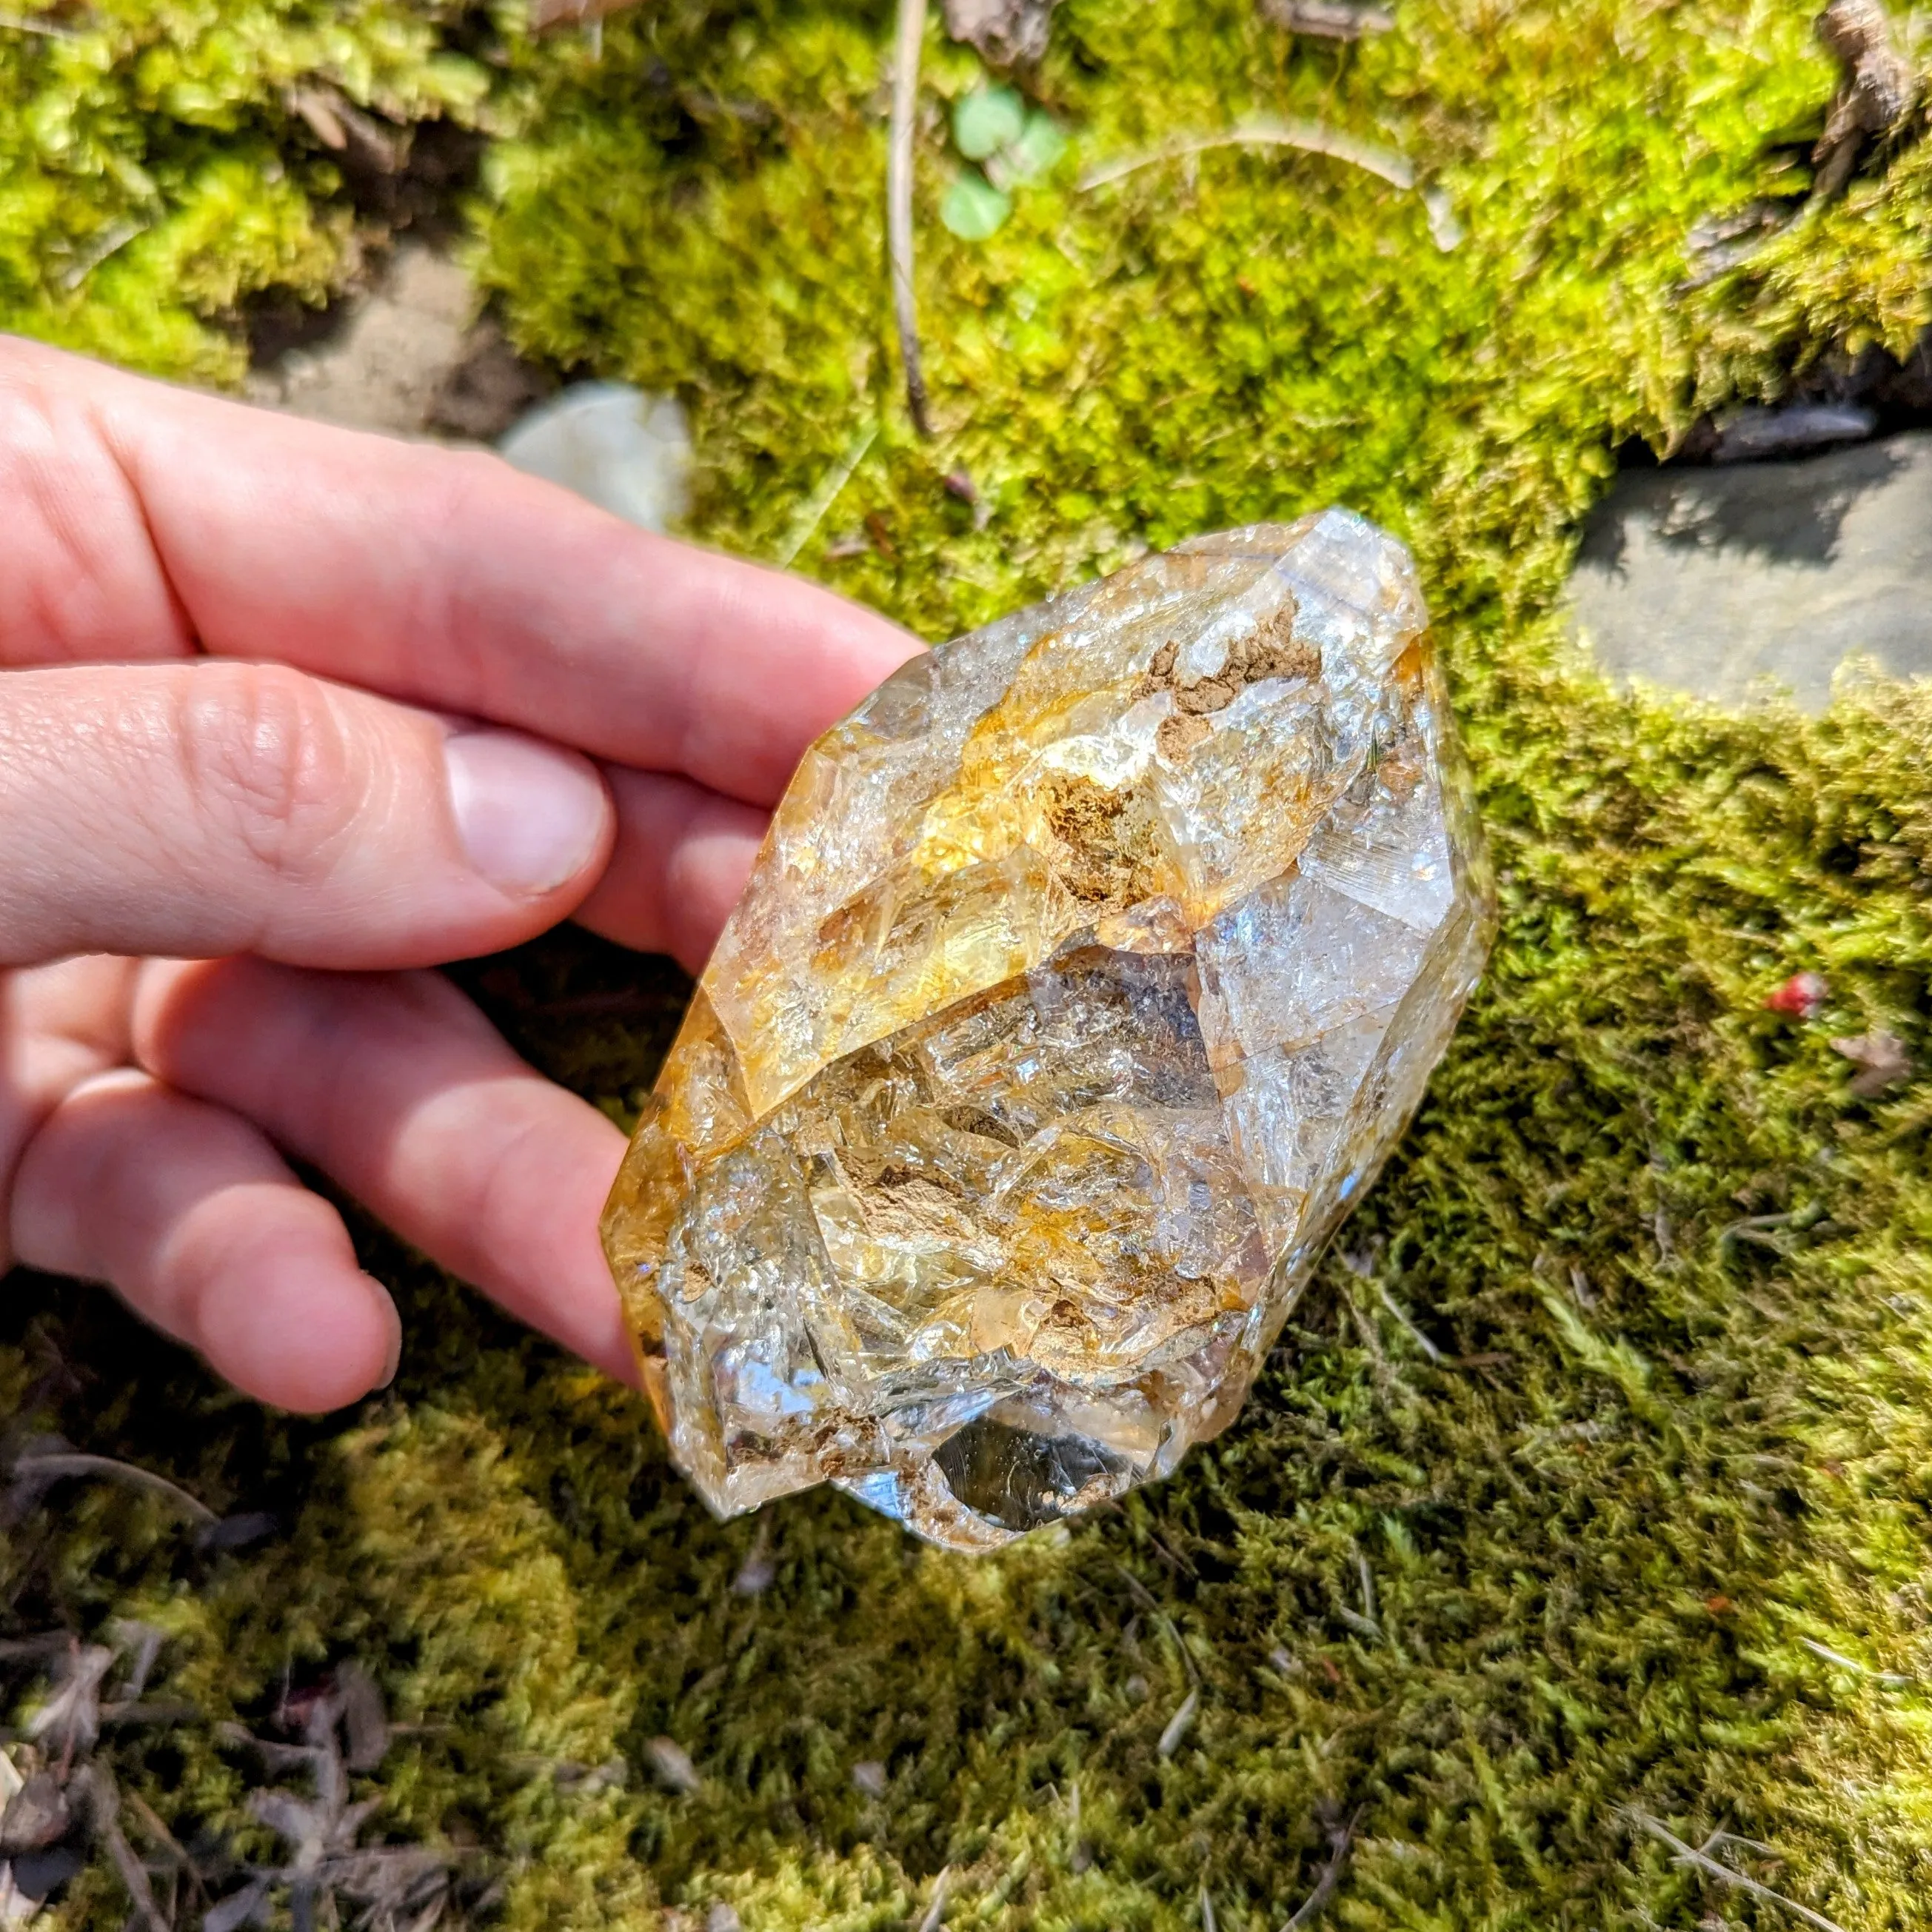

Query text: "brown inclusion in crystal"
[601, 513, 1494, 1549]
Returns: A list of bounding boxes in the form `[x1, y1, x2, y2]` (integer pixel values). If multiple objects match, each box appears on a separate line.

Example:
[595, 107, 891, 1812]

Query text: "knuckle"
[0, 359, 127, 661]
[0, 358, 61, 471]
[418, 449, 515, 682]
[174, 663, 361, 881]
[0, 337, 75, 432]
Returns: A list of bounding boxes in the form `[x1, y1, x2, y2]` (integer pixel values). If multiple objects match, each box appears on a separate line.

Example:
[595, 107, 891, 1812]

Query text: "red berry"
[1765, 971, 1827, 1020]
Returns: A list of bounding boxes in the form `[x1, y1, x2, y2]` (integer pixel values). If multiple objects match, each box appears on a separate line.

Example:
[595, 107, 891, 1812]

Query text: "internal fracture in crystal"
[601, 513, 1494, 1549]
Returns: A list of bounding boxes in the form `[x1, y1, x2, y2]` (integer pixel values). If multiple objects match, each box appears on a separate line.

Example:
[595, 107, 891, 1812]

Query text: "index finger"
[0, 335, 922, 806]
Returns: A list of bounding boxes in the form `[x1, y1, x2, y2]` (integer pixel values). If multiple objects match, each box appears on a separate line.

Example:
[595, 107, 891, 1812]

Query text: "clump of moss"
[0, 0, 507, 382]
[8, 1, 1932, 1928]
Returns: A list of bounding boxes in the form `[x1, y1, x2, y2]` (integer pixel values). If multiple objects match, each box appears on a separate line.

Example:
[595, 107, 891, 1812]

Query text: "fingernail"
[444, 729, 609, 897]
[378, 1298, 403, 1391]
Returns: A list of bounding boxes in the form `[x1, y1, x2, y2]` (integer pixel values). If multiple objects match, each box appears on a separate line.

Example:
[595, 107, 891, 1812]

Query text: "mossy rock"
[6, 1, 1932, 1928]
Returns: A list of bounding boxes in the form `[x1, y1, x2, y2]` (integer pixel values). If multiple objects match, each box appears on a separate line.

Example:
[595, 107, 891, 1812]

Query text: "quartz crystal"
[602, 513, 1494, 1549]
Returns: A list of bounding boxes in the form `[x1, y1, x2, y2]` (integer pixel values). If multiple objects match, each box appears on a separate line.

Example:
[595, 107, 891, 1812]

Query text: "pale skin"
[0, 336, 922, 1413]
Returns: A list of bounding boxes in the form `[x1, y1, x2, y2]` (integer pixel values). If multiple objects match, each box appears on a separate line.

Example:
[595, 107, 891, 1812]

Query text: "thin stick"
[124, 1785, 210, 1905]
[1373, 1281, 1444, 1363]
[0, 10, 75, 36]
[1798, 1634, 1913, 1685]
[1081, 117, 1415, 194]
[59, 218, 148, 293]
[1157, 1686, 1199, 1759]
[1628, 1812, 1850, 1932]
[887, 0, 933, 438]
[13, 1452, 216, 1526]
[1354, 1551, 1377, 1625]
[1114, 1562, 1200, 1685]
[777, 423, 879, 566]
[1280, 1808, 1361, 1931]
[917, 1864, 951, 1932]
[103, 1819, 170, 1932]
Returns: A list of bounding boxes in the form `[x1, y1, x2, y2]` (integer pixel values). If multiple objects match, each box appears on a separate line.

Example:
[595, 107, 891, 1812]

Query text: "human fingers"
[1, 335, 923, 806]
[0, 661, 612, 971]
[10, 1069, 398, 1411]
[0, 957, 141, 1250]
[133, 958, 636, 1386]
[573, 767, 766, 971]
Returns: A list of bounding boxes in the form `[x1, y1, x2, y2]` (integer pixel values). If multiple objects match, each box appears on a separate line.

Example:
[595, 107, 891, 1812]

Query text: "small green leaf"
[940, 169, 1013, 240]
[1000, 108, 1067, 185]
[952, 84, 1026, 161]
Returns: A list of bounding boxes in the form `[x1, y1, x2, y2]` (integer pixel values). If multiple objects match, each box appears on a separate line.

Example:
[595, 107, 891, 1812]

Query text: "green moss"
[10, 0, 1932, 1927]
[0, 0, 507, 381]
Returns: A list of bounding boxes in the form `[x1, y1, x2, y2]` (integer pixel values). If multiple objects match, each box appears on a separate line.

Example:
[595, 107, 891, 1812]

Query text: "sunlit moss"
[0, 0, 505, 381]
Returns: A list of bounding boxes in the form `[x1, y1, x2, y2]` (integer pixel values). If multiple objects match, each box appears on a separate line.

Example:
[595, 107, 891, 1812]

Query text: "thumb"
[0, 661, 614, 970]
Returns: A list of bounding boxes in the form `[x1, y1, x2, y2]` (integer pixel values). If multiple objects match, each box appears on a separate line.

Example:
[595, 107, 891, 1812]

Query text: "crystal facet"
[602, 514, 1495, 1549]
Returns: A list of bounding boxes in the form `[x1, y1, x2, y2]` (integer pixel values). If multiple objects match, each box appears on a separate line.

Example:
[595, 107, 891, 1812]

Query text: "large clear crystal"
[602, 514, 1494, 1549]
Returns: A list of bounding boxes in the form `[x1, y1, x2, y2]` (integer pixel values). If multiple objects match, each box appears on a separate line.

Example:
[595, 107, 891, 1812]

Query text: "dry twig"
[1628, 1811, 1850, 1932]
[0, 10, 77, 36]
[777, 424, 880, 566]
[917, 1864, 952, 1932]
[1799, 1634, 1913, 1685]
[889, 0, 934, 438]
[1157, 1687, 1200, 1758]
[56, 220, 149, 294]
[1081, 116, 1416, 192]
[1372, 1281, 1444, 1363]
[1280, 1807, 1361, 1930]
[10, 1451, 215, 1528]
[1812, 0, 1915, 198]
[102, 1818, 168, 1932]
[203, 1876, 271, 1932]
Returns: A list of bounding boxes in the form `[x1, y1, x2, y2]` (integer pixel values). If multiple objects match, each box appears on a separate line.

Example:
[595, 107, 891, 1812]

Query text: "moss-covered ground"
[7, 1, 1932, 1926]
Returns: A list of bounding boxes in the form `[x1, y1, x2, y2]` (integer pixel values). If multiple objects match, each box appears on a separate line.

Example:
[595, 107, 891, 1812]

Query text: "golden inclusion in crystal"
[601, 514, 1495, 1549]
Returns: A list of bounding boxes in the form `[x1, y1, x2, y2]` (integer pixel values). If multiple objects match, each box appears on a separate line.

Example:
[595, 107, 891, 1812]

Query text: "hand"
[0, 338, 920, 1412]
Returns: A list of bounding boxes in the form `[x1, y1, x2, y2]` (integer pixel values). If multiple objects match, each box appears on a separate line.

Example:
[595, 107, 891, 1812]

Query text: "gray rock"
[1711, 402, 1875, 463]
[1569, 431, 1932, 710]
